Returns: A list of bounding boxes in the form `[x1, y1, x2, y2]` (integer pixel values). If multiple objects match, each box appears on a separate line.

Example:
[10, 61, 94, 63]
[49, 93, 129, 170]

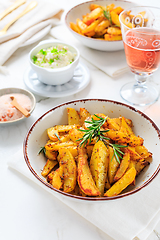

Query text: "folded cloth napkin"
[50, 25, 129, 78]
[8, 149, 160, 240]
[0, 0, 63, 66]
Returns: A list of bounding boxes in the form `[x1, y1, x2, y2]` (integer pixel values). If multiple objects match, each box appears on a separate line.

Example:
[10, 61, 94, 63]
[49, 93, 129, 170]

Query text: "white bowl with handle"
[29, 40, 80, 85]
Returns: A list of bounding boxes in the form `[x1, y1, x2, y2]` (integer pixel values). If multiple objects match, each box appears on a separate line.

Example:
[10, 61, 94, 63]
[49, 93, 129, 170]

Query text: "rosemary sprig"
[103, 6, 112, 24]
[78, 115, 127, 164]
[54, 132, 60, 141]
[38, 146, 46, 155]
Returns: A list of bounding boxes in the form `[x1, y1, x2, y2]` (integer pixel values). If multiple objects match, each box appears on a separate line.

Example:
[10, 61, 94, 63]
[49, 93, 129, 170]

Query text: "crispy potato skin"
[52, 166, 64, 190]
[79, 108, 90, 126]
[104, 167, 136, 197]
[59, 148, 77, 193]
[41, 160, 58, 177]
[114, 150, 130, 182]
[45, 150, 57, 160]
[77, 147, 101, 196]
[108, 146, 119, 184]
[67, 108, 80, 125]
[90, 141, 109, 196]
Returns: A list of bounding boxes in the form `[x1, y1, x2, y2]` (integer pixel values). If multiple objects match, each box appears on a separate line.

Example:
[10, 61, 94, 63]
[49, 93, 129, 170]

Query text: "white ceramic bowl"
[65, 0, 137, 51]
[24, 99, 160, 201]
[29, 40, 80, 85]
[0, 87, 36, 125]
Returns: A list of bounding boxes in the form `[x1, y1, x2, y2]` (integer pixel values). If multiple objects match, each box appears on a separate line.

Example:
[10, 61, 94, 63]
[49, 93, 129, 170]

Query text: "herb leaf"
[103, 7, 112, 24]
[38, 146, 46, 155]
[54, 133, 60, 141]
[32, 55, 37, 63]
[78, 114, 127, 164]
[39, 49, 47, 55]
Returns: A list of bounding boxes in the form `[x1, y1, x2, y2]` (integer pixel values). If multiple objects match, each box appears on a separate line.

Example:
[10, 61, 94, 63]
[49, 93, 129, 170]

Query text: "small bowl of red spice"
[0, 88, 36, 125]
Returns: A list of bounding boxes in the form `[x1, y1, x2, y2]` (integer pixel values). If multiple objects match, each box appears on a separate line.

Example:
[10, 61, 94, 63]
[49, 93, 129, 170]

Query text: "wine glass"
[119, 6, 160, 106]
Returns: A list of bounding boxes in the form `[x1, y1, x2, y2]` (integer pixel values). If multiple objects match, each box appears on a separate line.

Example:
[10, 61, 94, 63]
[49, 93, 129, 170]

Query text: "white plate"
[23, 62, 90, 98]
[20, 25, 52, 48]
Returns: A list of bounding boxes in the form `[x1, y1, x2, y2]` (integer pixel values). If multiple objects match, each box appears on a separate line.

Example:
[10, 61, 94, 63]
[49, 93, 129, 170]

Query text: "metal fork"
[0, 1, 38, 37]
[0, 0, 26, 21]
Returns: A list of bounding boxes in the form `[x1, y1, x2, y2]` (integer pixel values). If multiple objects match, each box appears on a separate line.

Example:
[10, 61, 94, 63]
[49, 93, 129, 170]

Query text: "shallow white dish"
[0, 88, 36, 126]
[65, 0, 136, 51]
[20, 25, 52, 48]
[24, 99, 160, 201]
[24, 62, 90, 98]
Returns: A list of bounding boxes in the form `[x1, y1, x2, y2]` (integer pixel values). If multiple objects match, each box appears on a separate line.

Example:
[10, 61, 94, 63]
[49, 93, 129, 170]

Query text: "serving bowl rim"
[29, 40, 80, 73]
[65, 0, 135, 44]
[23, 98, 160, 201]
[0, 87, 36, 125]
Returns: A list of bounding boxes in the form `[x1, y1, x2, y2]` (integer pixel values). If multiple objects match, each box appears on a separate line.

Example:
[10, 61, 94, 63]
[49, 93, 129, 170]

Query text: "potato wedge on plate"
[104, 167, 136, 197]
[78, 147, 101, 196]
[59, 148, 77, 193]
[90, 141, 109, 195]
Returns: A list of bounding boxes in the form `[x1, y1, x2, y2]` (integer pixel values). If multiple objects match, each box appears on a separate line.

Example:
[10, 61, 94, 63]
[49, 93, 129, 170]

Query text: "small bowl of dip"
[0, 88, 36, 125]
[29, 40, 80, 85]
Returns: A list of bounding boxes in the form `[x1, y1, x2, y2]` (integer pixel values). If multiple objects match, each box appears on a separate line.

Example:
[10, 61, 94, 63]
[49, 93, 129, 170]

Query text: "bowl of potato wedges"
[24, 99, 160, 201]
[65, 0, 137, 51]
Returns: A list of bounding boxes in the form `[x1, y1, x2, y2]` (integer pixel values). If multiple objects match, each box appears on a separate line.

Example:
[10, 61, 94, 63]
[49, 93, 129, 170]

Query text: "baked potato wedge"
[104, 167, 136, 197]
[114, 150, 130, 182]
[41, 159, 58, 177]
[52, 165, 64, 190]
[79, 108, 90, 126]
[45, 150, 57, 161]
[67, 108, 80, 125]
[77, 147, 101, 196]
[108, 146, 120, 184]
[90, 141, 110, 195]
[59, 148, 77, 193]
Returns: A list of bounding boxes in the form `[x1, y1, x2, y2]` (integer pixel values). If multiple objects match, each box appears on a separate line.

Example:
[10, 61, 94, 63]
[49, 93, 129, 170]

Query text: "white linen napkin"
[8, 149, 160, 240]
[50, 25, 129, 78]
[0, 0, 63, 66]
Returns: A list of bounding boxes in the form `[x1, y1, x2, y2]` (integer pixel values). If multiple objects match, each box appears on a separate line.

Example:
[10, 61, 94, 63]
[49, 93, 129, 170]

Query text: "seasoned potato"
[110, 11, 121, 26]
[45, 140, 77, 151]
[104, 34, 122, 41]
[47, 125, 79, 141]
[108, 146, 119, 184]
[45, 150, 57, 160]
[90, 141, 110, 195]
[67, 108, 80, 125]
[39, 107, 152, 198]
[104, 167, 136, 197]
[70, 3, 124, 41]
[107, 27, 121, 36]
[77, 147, 101, 196]
[114, 150, 130, 182]
[83, 7, 103, 25]
[79, 107, 91, 126]
[69, 128, 84, 143]
[52, 166, 64, 190]
[41, 159, 58, 177]
[59, 148, 77, 193]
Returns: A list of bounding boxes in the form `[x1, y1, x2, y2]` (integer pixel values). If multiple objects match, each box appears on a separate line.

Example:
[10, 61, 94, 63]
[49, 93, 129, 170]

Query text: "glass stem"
[135, 74, 147, 86]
